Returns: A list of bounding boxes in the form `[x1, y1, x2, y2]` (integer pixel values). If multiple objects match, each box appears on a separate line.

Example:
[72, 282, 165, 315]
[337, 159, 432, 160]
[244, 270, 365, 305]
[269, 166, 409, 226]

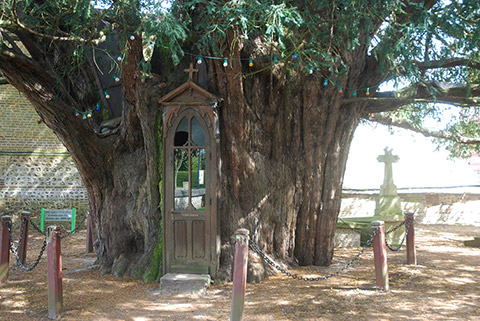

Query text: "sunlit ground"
[1, 223, 480, 320]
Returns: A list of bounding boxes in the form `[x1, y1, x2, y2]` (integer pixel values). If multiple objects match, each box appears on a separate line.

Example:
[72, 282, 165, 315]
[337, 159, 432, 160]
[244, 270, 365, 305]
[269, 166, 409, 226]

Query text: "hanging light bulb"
[129, 33, 135, 40]
[117, 55, 122, 61]
[353, 89, 357, 97]
[273, 56, 278, 64]
[105, 91, 110, 99]
[249, 58, 253, 67]
[338, 86, 343, 94]
[96, 103, 101, 111]
[75, 109, 80, 117]
[197, 56, 203, 64]
[309, 67, 314, 74]
[82, 113, 87, 120]
[323, 79, 328, 86]
[223, 58, 228, 67]
[113, 75, 120, 82]
[87, 111, 92, 118]
[366, 87, 370, 96]
[292, 52, 298, 59]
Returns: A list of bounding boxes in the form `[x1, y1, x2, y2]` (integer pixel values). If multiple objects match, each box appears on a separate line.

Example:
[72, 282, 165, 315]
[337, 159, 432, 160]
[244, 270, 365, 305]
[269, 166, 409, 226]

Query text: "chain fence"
[5, 221, 47, 272]
[61, 213, 88, 240]
[250, 215, 412, 282]
[3, 212, 88, 272]
[249, 229, 378, 282]
[384, 216, 412, 251]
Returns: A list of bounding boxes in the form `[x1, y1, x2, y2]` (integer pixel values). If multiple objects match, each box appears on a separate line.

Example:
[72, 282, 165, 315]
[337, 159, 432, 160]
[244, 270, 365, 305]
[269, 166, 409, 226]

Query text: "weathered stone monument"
[375, 147, 403, 216]
[336, 147, 405, 247]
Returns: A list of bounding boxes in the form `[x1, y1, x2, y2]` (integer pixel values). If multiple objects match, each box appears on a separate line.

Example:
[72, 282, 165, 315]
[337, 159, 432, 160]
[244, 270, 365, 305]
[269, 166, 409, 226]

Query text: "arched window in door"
[173, 115, 207, 210]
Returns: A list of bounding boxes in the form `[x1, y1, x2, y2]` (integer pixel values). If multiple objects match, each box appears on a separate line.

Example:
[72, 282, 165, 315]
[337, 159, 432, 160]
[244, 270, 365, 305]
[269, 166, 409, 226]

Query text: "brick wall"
[0, 85, 88, 216]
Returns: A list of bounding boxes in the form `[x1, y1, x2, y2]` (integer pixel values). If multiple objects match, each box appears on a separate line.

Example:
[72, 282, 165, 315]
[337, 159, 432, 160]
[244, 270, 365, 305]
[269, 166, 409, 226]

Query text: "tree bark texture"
[1, 25, 379, 281]
[0, 32, 163, 280]
[207, 38, 363, 276]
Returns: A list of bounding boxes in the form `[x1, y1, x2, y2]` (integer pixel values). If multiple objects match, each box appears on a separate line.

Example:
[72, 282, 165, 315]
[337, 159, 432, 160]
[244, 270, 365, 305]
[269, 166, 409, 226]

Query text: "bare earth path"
[1, 223, 479, 320]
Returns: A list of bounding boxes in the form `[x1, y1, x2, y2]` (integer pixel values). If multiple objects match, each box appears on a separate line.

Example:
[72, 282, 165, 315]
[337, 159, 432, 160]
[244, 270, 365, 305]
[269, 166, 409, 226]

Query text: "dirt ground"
[1, 223, 479, 320]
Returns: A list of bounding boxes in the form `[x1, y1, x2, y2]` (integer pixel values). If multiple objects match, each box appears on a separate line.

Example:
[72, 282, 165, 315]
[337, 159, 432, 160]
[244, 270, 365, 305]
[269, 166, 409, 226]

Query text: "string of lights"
[75, 34, 381, 120]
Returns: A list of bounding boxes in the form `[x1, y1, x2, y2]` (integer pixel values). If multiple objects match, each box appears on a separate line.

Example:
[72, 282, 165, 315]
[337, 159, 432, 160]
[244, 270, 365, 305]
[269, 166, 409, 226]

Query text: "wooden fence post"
[47, 226, 63, 319]
[86, 212, 93, 254]
[405, 212, 417, 265]
[231, 228, 250, 321]
[0, 216, 12, 283]
[18, 211, 31, 265]
[371, 220, 389, 291]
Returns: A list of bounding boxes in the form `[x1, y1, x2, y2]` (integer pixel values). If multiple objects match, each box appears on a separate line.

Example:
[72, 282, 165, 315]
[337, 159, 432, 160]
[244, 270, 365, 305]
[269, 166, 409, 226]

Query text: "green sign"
[40, 208, 77, 233]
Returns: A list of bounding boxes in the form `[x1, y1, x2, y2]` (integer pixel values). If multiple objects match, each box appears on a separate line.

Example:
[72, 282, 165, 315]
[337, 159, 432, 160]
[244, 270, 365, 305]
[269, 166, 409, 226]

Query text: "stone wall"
[340, 190, 480, 226]
[0, 85, 88, 216]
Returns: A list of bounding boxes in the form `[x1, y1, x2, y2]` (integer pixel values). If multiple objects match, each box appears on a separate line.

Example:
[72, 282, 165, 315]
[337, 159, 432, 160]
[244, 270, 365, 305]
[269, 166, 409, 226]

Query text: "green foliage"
[176, 170, 205, 189]
[438, 108, 480, 158]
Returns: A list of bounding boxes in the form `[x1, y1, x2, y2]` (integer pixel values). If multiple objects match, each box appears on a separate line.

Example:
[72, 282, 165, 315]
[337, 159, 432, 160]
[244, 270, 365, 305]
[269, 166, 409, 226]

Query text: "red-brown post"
[86, 213, 93, 254]
[47, 226, 63, 319]
[231, 228, 250, 321]
[0, 216, 12, 283]
[371, 220, 389, 291]
[405, 212, 417, 265]
[18, 211, 31, 265]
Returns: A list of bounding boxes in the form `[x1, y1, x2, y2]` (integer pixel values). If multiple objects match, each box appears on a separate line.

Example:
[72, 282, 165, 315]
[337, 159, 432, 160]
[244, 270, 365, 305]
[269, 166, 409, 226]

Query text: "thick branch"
[366, 113, 480, 145]
[357, 82, 480, 113]
[7, 0, 106, 46]
[416, 58, 480, 70]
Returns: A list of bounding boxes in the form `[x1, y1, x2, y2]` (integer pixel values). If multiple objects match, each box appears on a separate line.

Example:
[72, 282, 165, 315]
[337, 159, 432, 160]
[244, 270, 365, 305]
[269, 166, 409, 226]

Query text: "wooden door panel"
[192, 220, 206, 259]
[173, 220, 187, 259]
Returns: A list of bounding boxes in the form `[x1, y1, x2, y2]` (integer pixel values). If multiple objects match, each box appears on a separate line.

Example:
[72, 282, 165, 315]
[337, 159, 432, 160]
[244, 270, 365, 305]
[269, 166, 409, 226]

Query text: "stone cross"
[377, 147, 399, 196]
[184, 63, 198, 81]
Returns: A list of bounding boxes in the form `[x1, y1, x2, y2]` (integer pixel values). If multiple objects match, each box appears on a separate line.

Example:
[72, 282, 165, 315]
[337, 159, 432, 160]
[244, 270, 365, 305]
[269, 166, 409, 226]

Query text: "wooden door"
[164, 108, 215, 274]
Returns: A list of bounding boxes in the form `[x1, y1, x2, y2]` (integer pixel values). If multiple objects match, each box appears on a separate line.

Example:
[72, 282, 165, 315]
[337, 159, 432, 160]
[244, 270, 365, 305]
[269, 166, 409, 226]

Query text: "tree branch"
[8, 0, 106, 46]
[365, 113, 480, 145]
[355, 82, 480, 113]
[416, 58, 480, 70]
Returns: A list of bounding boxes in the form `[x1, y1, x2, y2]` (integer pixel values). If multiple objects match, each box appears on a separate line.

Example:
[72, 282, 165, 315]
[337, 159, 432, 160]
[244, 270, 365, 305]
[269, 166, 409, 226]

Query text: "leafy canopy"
[0, 0, 479, 156]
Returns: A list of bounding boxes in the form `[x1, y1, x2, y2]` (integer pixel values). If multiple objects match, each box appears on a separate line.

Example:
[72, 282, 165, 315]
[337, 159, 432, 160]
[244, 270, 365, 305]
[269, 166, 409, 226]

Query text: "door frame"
[163, 104, 219, 276]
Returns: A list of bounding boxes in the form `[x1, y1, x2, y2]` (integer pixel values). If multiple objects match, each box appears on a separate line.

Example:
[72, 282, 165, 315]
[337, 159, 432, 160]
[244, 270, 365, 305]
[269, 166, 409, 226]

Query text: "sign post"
[371, 220, 389, 291]
[18, 211, 31, 265]
[231, 228, 250, 321]
[405, 212, 417, 265]
[47, 226, 63, 319]
[0, 216, 12, 283]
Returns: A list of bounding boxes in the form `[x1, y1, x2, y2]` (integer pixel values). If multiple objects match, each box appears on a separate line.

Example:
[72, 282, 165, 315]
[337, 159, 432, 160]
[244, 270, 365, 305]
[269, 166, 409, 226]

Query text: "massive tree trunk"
[0, 31, 163, 280]
[206, 38, 363, 278]
[0, 17, 373, 282]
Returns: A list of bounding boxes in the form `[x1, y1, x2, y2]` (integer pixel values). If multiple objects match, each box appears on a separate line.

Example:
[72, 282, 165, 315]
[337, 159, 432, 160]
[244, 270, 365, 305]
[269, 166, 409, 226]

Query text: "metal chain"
[61, 213, 88, 240]
[337, 217, 374, 237]
[385, 217, 412, 252]
[249, 230, 377, 282]
[385, 219, 407, 235]
[30, 220, 46, 236]
[5, 221, 47, 272]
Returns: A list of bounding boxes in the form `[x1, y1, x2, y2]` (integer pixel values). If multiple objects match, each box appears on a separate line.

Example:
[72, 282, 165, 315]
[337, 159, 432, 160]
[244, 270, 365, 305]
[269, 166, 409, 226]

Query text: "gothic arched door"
[163, 106, 219, 275]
